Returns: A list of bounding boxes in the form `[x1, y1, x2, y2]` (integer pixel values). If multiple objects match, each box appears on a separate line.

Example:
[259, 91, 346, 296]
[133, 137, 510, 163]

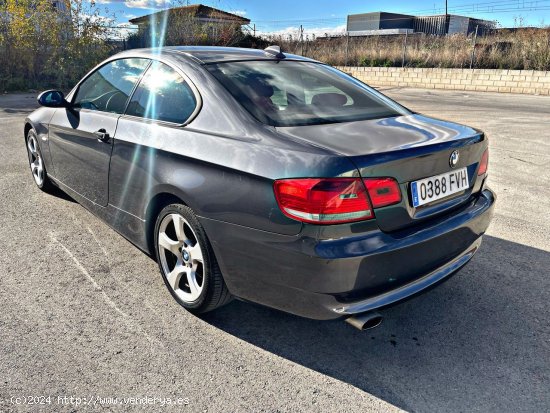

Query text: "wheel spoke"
[158, 231, 181, 255]
[188, 242, 203, 264]
[27, 138, 36, 155]
[171, 214, 186, 242]
[186, 269, 200, 297]
[166, 263, 185, 290]
[183, 221, 197, 248]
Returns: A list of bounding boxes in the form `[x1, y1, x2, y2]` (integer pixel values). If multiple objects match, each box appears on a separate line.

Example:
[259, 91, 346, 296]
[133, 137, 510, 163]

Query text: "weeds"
[266, 28, 550, 71]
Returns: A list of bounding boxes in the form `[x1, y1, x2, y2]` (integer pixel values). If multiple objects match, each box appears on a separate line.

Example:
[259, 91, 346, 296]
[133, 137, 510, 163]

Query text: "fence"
[265, 27, 550, 72]
[337, 66, 550, 95]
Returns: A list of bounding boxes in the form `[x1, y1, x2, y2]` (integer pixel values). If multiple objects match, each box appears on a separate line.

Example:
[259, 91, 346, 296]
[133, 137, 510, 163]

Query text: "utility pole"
[401, 31, 408, 68]
[470, 25, 479, 69]
[444, 0, 449, 36]
[345, 32, 349, 66]
[300, 25, 304, 55]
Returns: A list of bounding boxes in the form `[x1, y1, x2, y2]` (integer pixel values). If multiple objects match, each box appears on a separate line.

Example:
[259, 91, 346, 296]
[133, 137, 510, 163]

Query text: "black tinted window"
[73, 58, 149, 114]
[206, 61, 409, 127]
[125, 61, 197, 124]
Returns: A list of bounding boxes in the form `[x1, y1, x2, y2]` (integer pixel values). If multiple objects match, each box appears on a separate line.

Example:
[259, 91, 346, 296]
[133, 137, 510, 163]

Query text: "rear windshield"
[206, 60, 410, 127]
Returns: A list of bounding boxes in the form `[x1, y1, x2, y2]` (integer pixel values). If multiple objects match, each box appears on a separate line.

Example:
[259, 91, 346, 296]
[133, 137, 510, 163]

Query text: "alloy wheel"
[27, 134, 44, 186]
[157, 213, 205, 303]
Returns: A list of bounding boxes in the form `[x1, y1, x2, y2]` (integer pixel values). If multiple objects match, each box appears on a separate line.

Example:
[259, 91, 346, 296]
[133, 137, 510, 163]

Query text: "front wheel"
[154, 203, 232, 313]
[26, 130, 53, 191]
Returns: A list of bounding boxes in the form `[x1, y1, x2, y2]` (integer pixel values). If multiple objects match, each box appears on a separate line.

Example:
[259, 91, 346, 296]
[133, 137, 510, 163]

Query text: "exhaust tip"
[345, 312, 383, 331]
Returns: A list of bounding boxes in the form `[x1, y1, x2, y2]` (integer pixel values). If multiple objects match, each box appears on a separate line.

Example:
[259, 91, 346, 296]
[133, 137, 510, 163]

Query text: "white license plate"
[411, 167, 469, 207]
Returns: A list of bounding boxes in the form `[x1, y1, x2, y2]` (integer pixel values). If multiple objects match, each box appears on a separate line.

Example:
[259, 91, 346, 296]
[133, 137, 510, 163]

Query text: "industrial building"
[346, 11, 495, 37]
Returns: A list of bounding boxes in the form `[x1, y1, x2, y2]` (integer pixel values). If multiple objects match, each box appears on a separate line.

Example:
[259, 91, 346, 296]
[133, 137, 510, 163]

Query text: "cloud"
[80, 12, 116, 25]
[258, 24, 346, 39]
[232, 10, 246, 16]
[124, 0, 168, 9]
[110, 22, 138, 39]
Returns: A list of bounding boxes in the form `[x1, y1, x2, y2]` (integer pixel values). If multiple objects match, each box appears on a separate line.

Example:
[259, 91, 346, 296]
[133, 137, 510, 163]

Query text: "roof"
[348, 11, 414, 18]
[115, 46, 319, 65]
[129, 4, 250, 25]
[347, 11, 495, 23]
[166, 46, 318, 64]
[416, 13, 494, 21]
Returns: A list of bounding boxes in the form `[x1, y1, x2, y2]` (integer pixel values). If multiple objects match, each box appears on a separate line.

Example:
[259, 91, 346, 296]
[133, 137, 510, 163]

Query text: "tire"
[26, 129, 53, 192]
[154, 203, 232, 313]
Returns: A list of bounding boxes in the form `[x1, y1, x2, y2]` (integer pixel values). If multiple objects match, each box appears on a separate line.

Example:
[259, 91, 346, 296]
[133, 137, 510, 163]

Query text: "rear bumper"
[200, 188, 495, 320]
[332, 237, 481, 315]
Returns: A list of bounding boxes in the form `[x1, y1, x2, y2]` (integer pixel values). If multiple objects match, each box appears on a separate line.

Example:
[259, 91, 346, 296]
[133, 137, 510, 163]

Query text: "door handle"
[93, 129, 110, 142]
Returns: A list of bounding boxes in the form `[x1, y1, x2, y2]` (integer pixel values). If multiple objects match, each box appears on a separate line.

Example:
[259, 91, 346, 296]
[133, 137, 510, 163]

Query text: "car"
[24, 46, 495, 330]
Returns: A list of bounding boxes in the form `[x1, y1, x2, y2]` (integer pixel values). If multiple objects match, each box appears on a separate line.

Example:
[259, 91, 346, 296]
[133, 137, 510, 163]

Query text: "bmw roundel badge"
[449, 150, 460, 168]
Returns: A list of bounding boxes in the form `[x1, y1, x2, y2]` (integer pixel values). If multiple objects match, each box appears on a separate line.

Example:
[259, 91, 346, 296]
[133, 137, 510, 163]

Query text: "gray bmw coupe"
[25, 46, 494, 329]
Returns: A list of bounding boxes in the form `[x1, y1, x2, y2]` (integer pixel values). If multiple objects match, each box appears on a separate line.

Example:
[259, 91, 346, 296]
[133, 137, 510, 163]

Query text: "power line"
[253, 0, 550, 28]
[407, 0, 550, 14]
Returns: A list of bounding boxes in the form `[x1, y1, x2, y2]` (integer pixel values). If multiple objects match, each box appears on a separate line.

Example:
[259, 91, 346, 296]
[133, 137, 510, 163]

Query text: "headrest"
[311, 93, 347, 107]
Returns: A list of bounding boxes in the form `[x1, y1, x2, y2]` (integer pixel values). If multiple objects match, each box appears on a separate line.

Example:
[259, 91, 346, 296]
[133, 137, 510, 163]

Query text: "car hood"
[275, 114, 481, 156]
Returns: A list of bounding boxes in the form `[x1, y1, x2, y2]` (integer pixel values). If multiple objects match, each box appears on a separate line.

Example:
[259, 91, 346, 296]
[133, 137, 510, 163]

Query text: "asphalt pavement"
[0, 88, 548, 412]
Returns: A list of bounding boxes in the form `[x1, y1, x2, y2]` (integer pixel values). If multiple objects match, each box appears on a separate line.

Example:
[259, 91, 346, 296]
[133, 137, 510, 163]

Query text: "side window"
[73, 58, 150, 114]
[125, 61, 197, 124]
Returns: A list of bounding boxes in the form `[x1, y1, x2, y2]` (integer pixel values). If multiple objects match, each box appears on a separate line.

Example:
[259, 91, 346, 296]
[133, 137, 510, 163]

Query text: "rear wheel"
[154, 203, 232, 313]
[26, 129, 53, 191]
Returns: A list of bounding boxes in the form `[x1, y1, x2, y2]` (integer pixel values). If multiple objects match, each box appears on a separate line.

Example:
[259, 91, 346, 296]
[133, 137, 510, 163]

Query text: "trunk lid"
[276, 114, 488, 232]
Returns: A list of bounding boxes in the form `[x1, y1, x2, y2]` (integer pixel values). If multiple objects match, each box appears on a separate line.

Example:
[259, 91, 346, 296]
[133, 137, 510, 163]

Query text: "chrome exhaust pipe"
[345, 312, 383, 331]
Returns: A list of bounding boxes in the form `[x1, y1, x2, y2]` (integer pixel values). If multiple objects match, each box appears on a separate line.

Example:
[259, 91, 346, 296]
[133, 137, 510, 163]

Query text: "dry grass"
[266, 28, 550, 71]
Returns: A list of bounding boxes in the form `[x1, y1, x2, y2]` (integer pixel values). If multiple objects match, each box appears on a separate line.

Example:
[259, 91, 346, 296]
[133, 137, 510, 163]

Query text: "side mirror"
[37, 90, 68, 108]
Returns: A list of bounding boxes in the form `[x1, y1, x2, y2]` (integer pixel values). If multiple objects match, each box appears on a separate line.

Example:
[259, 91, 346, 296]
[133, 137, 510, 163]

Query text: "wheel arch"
[24, 120, 55, 176]
[24, 122, 33, 141]
[144, 191, 189, 256]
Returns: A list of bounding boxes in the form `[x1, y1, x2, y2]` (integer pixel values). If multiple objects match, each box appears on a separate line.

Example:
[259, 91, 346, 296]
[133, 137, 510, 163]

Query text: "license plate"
[411, 167, 469, 207]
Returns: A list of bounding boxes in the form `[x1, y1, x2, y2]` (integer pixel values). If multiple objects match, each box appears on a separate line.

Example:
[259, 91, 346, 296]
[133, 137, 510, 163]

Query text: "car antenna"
[264, 45, 286, 59]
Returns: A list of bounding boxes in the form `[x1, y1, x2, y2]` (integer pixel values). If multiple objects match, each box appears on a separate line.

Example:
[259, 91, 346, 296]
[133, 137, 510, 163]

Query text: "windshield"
[206, 60, 410, 127]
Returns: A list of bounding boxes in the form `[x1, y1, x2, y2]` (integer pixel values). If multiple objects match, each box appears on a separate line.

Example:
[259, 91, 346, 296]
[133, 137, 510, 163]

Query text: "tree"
[0, 0, 116, 91]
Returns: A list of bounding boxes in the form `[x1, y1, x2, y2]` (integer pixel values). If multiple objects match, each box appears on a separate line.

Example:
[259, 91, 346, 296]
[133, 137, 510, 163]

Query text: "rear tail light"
[363, 178, 402, 208]
[273, 178, 373, 224]
[273, 177, 402, 225]
[478, 148, 489, 175]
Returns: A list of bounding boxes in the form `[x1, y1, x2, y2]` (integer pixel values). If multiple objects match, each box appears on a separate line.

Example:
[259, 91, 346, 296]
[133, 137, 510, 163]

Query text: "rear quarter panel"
[108, 118, 358, 238]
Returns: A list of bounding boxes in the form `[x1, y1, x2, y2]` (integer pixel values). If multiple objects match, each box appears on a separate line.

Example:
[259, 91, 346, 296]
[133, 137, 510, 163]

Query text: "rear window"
[206, 61, 410, 127]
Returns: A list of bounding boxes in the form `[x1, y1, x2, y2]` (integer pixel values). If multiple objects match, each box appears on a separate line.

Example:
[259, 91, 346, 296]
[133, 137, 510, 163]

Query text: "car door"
[108, 60, 199, 216]
[48, 58, 150, 206]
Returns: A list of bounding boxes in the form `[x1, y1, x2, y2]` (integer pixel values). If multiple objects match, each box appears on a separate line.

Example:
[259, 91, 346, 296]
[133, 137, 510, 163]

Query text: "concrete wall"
[336, 66, 550, 96]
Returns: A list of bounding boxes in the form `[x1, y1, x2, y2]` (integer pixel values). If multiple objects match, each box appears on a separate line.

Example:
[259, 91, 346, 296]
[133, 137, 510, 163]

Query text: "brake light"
[478, 148, 489, 175]
[273, 178, 373, 224]
[363, 178, 402, 208]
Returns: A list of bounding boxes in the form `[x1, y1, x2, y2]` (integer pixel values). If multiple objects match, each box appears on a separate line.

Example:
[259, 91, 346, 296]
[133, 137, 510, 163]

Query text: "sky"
[97, 0, 550, 38]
